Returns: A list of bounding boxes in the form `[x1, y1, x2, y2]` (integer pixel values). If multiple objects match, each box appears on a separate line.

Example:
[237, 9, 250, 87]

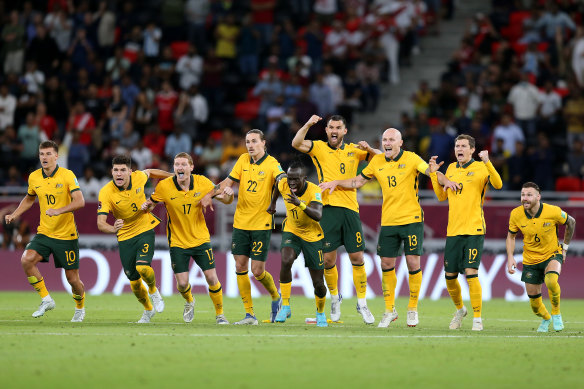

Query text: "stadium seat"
[234, 100, 260, 122]
[170, 41, 189, 60]
[555, 177, 582, 192]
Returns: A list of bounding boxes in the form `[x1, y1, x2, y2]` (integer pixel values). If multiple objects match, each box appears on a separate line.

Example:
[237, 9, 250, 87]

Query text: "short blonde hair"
[174, 152, 193, 165]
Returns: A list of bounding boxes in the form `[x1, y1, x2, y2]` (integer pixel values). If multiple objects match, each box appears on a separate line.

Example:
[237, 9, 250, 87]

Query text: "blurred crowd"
[0, 0, 453, 198]
[400, 0, 584, 192]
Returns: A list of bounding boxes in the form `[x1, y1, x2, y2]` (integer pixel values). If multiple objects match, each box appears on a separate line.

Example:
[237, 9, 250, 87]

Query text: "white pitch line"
[0, 332, 582, 339]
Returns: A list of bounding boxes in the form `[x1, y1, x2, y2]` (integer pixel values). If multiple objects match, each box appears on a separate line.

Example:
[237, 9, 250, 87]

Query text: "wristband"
[298, 202, 307, 211]
[561, 243, 569, 251]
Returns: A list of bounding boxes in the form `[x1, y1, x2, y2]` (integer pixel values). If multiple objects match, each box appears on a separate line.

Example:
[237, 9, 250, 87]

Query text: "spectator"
[530, 133, 555, 191]
[537, 80, 562, 136]
[324, 20, 349, 74]
[309, 72, 334, 118]
[78, 166, 102, 199]
[143, 125, 166, 158]
[572, 26, 584, 87]
[106, 85, 127, 140]
[0, 84, 17, 130]
[322, 63, 344, 112]
[2, 11, 26, 75]
[492, 113, 525, 155]
[155, 81, 179, 134]
[44, 6, 73, 53]
[143, 22, 162, 63]
[120, 74, 140, 109]
[67, 100, 96, 146]
[119, 121, 140, 151]
[507, 72, 540, 139]
[535, 2, 576, 43]
[199, 136, 222, 171]
[26, 24, 60, 75]
[253, 68, 283, 118]
[0, 126, 23, 170]
[303, 19, 324, 74]
[96, 0, 116, 57]
[215, 13, 240, 68]
[17, 112, 41, 172]
[131, 139, 153, 171]
[185, 0, 211, 54]
[66, 130, 89, 177]
[35, 102, 58, 140]
[355, 54, 381, 112]
[133, 92, 155, 136]
[105, 46, 130, 82]
[176, 44, 204, 91]
[165, 127, 192, 162]
[507, 140, 532, 190]
[564, 139, 584, 178]
[67, 28, 94, 70]
[238, 14, 261, 78]
[563, 85, 584, 145]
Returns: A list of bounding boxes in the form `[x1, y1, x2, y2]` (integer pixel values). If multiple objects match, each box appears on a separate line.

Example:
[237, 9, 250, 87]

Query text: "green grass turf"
[1, 292, 583, 389]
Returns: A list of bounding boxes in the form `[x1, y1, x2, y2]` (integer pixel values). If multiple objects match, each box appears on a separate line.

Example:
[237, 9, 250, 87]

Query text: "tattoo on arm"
[564, 216, 576, 244]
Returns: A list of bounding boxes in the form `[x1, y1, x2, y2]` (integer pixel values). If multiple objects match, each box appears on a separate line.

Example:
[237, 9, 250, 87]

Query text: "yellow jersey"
[278, 178, 324, 242]
[228, 153, 284, 230]
[27, 165, 81, 240]
[509, 203, 567, 265]
[307, 140, 369, 212]
[361, 150, 428, 226]
[97, 170, 160, 241]
[431, 159, 503, 236]
[150, 175, 215, 249]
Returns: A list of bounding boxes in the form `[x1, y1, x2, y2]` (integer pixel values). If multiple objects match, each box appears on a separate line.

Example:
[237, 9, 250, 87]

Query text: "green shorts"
[26, 234, 80, 270]
[231, 228, 271, 261]
[521, 254, 564, 284]
[377, 222, 424, 258]
[444, 235, 484, 274]
[170, 242, 215, 274]
[281, 231, 324, 270]
[118, 229, 155, 281]
[320, 206, 365, 253]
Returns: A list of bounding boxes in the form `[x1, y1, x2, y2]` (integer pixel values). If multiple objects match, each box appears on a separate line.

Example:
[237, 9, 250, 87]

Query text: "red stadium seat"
[234, 100, 260, 122]
[555, 177, 582, 192]
[170, 41, 189, 60]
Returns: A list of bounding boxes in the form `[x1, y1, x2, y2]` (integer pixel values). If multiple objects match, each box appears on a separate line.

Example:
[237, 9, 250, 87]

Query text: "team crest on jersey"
[466, 172, 475, 176]
[398, 164, 406, 169]
[136, 188, 141, 194]
[55, 183, 63, 188]
[258, 171, 265, 176]
[543, 222, 551, 227]
[97, 201, 102, 210]
[194, 192, 201, 197]
[347, 152, 355, 157]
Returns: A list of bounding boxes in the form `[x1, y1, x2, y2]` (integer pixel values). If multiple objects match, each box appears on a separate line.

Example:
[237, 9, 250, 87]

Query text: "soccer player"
[142, 152, 234, 324]
[201, 129, 285, 325]
[429, 134, 503, 331]
[506, 182, 576, 332]
[97, 155, 172, 323]
[5, 140, 86, 322]
[292, 114, 378, 324]
[267, 161, 329, 327]
[320, 128, 458, 328]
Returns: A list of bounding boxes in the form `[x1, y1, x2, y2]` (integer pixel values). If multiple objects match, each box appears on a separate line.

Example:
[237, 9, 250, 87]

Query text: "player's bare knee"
[348, 253, 364, 265]
[20, 251, 37, 269]
[65, 270, 80, 284]
[204, 272, 219, 286]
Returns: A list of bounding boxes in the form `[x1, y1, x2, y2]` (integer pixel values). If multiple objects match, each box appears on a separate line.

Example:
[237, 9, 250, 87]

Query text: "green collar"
[173, 175, 194, 191]
[250, 153, 269, 165]
[42, 165, 59, 178]
[327, 141, 345, 150]
[115, 176, 132, 191]
[385, 149, 403, 162]
[524, 203, 543, 219]
[456, 158, 474, 169]
[295, 182, 308, 197]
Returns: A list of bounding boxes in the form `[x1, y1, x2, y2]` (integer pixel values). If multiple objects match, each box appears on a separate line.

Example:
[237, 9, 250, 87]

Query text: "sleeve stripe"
[360, 172, 372, 180]
[70, 188, 81, 193]
[307, 141, 314, 153]
[150, 197, 159, 203]
[97, 212, 108, 215]
[228, 175, 240, 183]
[27, 192, 36, 197]
[508, 229, 518, 234]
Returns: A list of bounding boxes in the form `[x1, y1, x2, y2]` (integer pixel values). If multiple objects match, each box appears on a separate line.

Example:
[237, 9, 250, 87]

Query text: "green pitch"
[1, 292, 583, 389]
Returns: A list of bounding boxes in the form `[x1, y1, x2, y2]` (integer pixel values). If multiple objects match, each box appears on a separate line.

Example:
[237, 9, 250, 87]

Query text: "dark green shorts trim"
[118, 229, 155, 281]
[522, 254, 564, 284]
[170, 242, 215, 274]
[26, 234, 80, 270]
[231, 228, 271, 262]
[444, 235, 484, 274]
[320, 206, 365, 253]
[281, 231, 324, 270]
[377, 223, 424, 258]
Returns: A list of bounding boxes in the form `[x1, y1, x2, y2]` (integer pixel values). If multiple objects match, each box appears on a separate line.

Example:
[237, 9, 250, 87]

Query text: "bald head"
[382, 128, 403, 159]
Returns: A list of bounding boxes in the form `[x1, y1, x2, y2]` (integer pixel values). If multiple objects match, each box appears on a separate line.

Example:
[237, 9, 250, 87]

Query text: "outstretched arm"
[319, 175, 368, 194]
[144, 169, 174, 179]
[4, 195, 36, 224]
[201, 177, 235, 213]
[214, 186, 234, 204]
[292, 114, 321, 153]
[506, 231, 518, 274]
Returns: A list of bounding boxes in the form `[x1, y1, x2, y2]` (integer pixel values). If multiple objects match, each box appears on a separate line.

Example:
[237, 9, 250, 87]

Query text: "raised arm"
[478, 150, 503, 189]
[45, 189, 85, 217]
[144, 169, 174, 179]
[292, 115, 321, 153]
[319, 174, 368, 194]
[506, 231, 518, 274]
[4, 194, 36, 224]
[357, 141, 382, 155]
[427, 156, 448, 201]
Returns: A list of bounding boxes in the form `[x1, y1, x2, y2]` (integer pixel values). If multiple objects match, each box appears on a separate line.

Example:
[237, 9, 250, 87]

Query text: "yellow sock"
[280, 281, 292, 306]
[445, 275, 463, 310]
[544, 272, 561, 315]
[255, 271, 280, 300]
[130, 279, 153, 310]
[467, 274, 482, 318]
[352, 263, 367, 299]
[72, 293, 85, 309]
[408, 269, 422, 311]
[529, 294, 551, 320]
[178, 284, 194, 303]
[324, 265, 339, 295]
[28, 276, 49, 298]
[381, 268, 397, 312]
[209, 282, 224, 315]
[315, 295, 326, 313]
[236, 271, 254, 316]
[136, 265, 157, 294]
